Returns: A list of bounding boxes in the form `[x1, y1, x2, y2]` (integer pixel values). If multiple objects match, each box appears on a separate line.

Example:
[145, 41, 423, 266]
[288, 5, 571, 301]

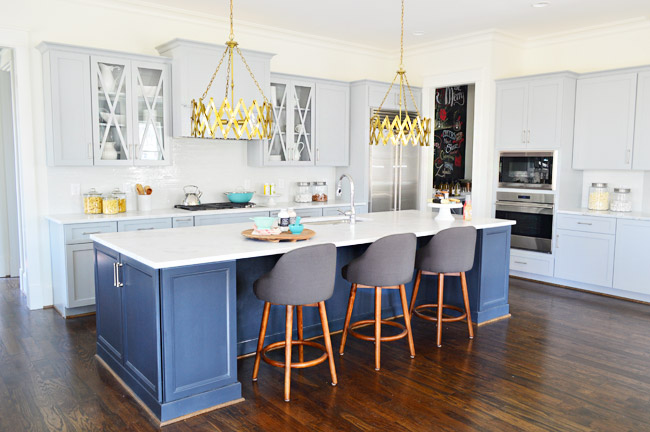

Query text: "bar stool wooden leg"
[284, 305, 293, 402]
[409, 270, 422, 316]
[460, 272, 474, 339]
[252, 302, 271, 381]
[398, 284, 415, 358]
[339, 283, 357, 355]
[318, 301, 338, 386]
[436, 275, 445, 348]
[297, 305, 304, 362]
[375, 287, 382, 371]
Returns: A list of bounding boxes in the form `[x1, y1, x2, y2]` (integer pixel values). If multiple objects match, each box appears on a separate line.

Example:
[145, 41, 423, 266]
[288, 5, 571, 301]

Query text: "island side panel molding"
[161, 261, 239, 403]
[471, 226, 511, 322]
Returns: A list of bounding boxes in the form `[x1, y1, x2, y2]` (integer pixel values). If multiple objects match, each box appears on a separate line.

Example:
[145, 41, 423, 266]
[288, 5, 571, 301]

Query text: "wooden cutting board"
[241, 229, 315, 243]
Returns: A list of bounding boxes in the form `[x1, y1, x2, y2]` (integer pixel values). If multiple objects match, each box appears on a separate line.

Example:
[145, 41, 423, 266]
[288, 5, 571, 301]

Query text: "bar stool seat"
[339, 233, 417, 371]
[252, 243, 338, 402]
[409, 226, 477, 347]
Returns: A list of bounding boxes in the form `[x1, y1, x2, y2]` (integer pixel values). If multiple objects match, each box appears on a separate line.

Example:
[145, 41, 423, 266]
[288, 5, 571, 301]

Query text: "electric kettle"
[182, 185, 202, 206]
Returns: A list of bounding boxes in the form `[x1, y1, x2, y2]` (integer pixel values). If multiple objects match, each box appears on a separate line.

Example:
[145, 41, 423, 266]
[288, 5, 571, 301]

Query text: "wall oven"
[498, 151, 555, 190]
[495, 192, 554, 253]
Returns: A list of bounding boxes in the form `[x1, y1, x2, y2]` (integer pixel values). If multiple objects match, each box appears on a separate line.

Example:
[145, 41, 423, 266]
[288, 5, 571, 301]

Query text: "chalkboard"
[433, 85, 467, 186]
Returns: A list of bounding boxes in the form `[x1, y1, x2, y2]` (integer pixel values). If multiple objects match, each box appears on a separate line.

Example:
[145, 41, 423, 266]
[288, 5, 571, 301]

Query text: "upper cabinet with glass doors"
[39, 43, 171, 167]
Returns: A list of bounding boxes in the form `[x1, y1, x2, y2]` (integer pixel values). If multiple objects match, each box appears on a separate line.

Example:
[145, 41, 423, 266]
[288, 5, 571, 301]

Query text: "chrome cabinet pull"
[82, 231, 101, 236]
[113, 262, 117, 287]
[175, 218, 191, 222]
[577, 222, 592, 226]
[556, 234, 559, 248]
[527, 130, 531, 144]
[116, 263, 123, 287]
[316, 148, 320, 162]
[514, 261, 527, 265]
[88, 142, 93, 159]
[137, 227, 155, 231]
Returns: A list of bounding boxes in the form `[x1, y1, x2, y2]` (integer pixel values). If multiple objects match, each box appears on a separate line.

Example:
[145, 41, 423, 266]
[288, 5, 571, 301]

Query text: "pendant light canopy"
[191, 0, 272, 139]
[369, 0, 431, 146]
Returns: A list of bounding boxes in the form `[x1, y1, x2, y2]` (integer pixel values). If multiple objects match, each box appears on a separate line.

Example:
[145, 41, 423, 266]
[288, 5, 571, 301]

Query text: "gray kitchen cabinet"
[495, 74, 575, 150]
[194, 212, 270, 226]
[315, 81, 350, 166]
[613, 219, 650, 295]
[40, 48, 94, 166]
[117, 218, 172, 232]
[172, 216, 194, 228]
[49, 220, 118, 317]
[633, 71, 650, 170]
[39, 42, 172, 167]
[573, 73, 638, 170]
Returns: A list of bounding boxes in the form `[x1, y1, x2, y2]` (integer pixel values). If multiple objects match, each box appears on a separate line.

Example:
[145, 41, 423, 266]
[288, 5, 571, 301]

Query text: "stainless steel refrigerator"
[369, 109, 420, 212]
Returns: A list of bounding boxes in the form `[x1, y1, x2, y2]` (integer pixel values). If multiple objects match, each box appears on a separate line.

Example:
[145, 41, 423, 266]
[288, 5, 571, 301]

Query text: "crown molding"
[524, 17, 650, 48]
[69, 0, 392, 59]
[405, 29, 524, 58]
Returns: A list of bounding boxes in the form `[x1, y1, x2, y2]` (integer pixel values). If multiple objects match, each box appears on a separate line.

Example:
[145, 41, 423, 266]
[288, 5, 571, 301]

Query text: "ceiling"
[145, 0, 650, 49]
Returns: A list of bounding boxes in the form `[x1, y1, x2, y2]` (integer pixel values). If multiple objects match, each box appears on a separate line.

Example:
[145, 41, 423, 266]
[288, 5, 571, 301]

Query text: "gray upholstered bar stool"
[409, 226, 477, 348]
[339, 233, 417, 371]
[252, 243, 338, 402]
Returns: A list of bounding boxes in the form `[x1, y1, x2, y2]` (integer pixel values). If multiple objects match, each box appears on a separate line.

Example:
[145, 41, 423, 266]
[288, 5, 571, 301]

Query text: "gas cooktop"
[174, 202, 257, 211]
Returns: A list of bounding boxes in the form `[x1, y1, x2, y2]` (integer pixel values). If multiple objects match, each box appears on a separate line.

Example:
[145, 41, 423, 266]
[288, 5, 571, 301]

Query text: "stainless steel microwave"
[498, 151, 556, 190]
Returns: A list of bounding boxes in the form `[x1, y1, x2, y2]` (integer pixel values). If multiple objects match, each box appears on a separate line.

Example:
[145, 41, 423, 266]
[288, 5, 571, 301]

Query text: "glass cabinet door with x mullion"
[267, 80, 289, 164]
[291, 80, 314, 164]
[91, 56, 132, 165]
[132, 61, 170, 165]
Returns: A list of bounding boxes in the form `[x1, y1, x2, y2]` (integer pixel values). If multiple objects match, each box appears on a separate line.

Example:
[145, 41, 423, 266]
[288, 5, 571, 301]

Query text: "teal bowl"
[251, 217, 276, 230]
[224, 192, 254, 203]
[289, 224, 304, 235]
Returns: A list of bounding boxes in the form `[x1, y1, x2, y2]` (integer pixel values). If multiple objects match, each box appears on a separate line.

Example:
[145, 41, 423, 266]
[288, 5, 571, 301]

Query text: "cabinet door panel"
[121, 256, 161, 400]
[633, 71, 650, 170]
[194, 211, 270, 226]
[573, 73, 637, 170]
[315, 82, 350, 166]
[495, 83, 527, 149]
[94, 245, 123, 362]
[47, 51, 93, 166]
[172, 217, 194, 228]
[527, 80, 561, 149]
[554, 229, 615, 287]
[613, 219, 650, 294]
[117, 218, 172, 232]
[66, 243, 96, 308]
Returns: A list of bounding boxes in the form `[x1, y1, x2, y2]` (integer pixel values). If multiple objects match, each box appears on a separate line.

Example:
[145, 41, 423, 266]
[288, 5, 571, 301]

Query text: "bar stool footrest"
[348, 319, 407, 342]
[261, 340, 328, 369]
[413, 304, 467, 323]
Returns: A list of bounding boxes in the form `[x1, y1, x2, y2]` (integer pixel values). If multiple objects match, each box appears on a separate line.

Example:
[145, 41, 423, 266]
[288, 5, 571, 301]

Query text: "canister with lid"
[294, 182, 311, 203]
[102, 193, 120, 215]
[312, 181, 328, 202]
[83, 188, 103, 214]
[610, 188, 632, 212]
[112, 188, 127, 213]
[588, 183, 609, 211]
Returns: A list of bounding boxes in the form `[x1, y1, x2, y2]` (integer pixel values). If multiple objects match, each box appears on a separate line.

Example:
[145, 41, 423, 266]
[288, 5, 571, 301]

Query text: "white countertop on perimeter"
[91, 210, 515, 269]
[558, 208, 650, 221]
[46, 200, 366, 225]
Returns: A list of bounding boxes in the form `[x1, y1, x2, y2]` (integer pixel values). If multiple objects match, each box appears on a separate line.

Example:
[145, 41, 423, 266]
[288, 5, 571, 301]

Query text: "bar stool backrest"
[254, 243, 337, 305]
[344, 233, 417, 287]
[416, 227, 477, 274]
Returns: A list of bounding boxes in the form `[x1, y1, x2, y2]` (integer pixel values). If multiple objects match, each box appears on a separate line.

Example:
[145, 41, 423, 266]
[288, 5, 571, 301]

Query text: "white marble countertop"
[91, 210, 515, 269]
[558, 208, 650, 221]
[46, 200, 366, 225]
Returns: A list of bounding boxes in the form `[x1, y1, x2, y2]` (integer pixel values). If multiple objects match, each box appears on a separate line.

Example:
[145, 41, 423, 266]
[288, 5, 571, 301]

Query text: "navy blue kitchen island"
[92, 210, 514, 424]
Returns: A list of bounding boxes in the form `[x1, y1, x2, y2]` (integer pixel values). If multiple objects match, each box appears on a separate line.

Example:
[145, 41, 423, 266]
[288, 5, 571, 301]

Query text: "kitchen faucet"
[336, 174, 356, 225]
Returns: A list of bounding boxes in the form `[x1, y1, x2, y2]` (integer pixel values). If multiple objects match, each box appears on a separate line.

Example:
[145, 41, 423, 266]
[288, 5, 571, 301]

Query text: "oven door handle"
[495, 202, 554, 215]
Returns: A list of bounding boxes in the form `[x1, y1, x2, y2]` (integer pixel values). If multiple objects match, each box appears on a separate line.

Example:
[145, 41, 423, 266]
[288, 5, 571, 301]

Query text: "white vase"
[102, 142, 118, 160]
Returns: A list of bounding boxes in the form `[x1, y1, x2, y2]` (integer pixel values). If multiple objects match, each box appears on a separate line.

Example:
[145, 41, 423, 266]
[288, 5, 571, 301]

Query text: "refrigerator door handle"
[397, 145, 403, 211]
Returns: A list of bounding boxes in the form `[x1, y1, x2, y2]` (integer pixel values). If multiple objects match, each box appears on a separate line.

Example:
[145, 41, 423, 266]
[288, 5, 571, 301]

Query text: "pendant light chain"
[400, 0, 404, 68]
[229, 0, 234, 41]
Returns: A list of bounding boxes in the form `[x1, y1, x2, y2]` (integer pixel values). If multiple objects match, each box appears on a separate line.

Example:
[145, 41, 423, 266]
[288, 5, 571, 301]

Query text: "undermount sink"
[302, 216, 368, 225]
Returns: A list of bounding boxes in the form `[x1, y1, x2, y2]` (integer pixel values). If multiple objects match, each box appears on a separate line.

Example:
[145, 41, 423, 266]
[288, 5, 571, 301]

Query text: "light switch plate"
[70, 183, 80, 196]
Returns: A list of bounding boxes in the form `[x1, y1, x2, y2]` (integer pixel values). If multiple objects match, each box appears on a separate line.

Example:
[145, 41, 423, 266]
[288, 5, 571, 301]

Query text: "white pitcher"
[291, 141, 305, 161]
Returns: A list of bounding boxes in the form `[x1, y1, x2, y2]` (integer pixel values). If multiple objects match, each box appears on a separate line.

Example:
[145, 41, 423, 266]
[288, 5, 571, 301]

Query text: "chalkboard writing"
[434, 85, 467, 186]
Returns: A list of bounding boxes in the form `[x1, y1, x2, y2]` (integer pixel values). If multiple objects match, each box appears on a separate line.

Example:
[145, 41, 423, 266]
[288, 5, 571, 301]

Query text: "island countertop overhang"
[91, 210, 515, 269]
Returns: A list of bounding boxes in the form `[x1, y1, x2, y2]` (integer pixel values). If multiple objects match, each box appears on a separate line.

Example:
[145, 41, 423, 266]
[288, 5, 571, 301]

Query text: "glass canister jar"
[294, 181, 312, 203]
[610, 188, 632, 212]
[83, 188, 103, 214]
[312, 181, 328, 202]
[112, 188, 127, 213]
[588, 183, 609, 210]
[102, 193, 120, 215]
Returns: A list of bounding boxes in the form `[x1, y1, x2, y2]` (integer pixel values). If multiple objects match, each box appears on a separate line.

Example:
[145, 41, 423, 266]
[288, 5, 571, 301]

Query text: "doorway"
[0, 47, 21, 279]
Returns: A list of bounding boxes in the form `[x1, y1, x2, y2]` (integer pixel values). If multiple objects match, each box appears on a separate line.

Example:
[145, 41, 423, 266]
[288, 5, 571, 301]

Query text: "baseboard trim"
[510, 276, 650, 306]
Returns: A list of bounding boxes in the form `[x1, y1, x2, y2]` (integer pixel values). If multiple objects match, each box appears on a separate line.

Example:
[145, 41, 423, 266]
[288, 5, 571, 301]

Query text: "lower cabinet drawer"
[172, 216, 194, 228]
[64, 221, 117, 244]
[510, 252, 554, 277]
[556, 214, 616, 234]
[194, 211, 270, 226]
[118, 218, 173, 232]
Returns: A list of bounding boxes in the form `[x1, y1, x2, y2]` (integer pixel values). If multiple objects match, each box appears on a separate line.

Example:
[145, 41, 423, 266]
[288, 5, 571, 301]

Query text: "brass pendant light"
[191, 0, 272, 139]
[369, 0, 430, 146]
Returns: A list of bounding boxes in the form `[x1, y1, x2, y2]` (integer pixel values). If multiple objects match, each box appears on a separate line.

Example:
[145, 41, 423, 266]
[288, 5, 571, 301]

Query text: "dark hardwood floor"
[1, 276, 650, 431]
